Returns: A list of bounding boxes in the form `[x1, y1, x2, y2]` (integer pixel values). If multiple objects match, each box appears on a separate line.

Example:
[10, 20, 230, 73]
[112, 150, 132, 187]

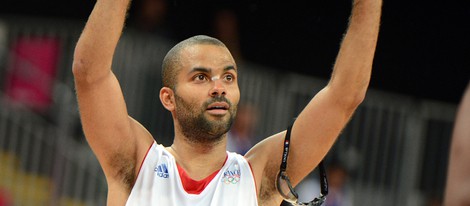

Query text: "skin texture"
[444, 81, 470, 206]
[72, 0, 382, 205]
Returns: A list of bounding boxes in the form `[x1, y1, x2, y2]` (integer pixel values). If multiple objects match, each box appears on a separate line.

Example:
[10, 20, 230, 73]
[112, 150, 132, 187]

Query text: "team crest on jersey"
[221, 162, 241, 184]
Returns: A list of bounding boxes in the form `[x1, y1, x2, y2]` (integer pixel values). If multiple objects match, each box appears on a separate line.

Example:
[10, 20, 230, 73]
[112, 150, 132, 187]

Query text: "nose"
[209, 79, 226, 97]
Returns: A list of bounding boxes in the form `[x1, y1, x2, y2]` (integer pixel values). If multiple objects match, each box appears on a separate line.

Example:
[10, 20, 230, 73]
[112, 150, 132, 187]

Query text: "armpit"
[109, 152, 137, 191]
[258, 164, 282, 205]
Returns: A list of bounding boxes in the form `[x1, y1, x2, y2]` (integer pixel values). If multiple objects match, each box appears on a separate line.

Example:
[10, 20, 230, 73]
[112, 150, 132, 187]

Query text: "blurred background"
[0, 0, 468, 205]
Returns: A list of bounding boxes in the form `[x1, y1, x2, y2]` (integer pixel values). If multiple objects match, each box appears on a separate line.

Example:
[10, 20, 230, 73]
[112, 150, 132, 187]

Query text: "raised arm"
[288, 0, 383, 172]
[72, 0, 154, 192]
[247, 0, 382, 203]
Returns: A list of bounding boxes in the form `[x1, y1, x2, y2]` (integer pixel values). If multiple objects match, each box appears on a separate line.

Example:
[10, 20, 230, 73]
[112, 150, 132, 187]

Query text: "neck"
[168, 131, 228, 180]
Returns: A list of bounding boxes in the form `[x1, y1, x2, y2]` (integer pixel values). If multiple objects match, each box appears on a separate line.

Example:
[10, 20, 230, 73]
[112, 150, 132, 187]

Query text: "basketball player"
[72, 0, 382, 205]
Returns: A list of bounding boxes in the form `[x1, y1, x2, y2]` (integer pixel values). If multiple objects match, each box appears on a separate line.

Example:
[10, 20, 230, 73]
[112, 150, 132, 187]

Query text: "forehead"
[178, 44, 236, 72]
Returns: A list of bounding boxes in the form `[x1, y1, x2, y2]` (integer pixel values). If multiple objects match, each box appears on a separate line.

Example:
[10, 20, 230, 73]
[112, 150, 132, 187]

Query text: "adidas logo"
[155, 163, 169, 178]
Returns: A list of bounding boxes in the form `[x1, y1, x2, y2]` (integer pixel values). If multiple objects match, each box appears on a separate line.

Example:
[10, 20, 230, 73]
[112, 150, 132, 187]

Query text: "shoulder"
[244, 131, 285, 180]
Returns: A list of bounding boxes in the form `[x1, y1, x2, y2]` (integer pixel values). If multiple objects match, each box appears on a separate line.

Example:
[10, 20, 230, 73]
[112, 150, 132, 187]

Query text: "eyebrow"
[190, 67, 211, 74]
[189, 66, 237, 74]
[224, 66, 237, 73]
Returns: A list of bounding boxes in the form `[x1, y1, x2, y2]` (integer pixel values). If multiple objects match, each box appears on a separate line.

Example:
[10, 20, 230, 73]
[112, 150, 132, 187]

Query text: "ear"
[160, 87, 175, 112]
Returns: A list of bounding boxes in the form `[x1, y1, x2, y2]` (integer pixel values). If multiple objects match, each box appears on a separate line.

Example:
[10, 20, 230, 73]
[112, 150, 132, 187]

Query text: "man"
[72, 0, 382, 205]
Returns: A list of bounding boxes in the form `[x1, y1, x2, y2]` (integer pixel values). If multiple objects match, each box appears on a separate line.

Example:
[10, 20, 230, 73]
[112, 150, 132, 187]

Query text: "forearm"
[328, 0, 382, 103]
[73, 0, 131, 82]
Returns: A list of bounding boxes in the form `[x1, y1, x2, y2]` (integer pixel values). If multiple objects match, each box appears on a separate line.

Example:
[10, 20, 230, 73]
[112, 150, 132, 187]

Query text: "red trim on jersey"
[176, 155, 228, 195]
[132, 141, 155, 186]
[246, 158, 258, 198]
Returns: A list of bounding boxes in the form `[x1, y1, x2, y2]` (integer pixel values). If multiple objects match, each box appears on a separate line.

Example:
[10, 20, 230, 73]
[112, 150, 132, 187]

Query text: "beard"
[174, 94, 237, 145]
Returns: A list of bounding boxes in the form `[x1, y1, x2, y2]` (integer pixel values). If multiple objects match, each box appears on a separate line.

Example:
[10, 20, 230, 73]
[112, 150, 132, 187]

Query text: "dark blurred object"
[211, 6, 242, 62]
[128, 0, 173, 38]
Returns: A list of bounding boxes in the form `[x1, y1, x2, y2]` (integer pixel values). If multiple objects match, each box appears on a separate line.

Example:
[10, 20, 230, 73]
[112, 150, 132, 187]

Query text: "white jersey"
[125, 142, 258, 206]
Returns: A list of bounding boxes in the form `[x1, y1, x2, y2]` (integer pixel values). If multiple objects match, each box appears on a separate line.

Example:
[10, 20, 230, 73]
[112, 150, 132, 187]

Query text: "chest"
[125, 145, 258, 206]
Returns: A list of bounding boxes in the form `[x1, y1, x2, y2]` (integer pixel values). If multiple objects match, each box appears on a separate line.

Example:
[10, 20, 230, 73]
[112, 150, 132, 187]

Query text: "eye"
[224, 74, 235, 82]
[193, 74, 208, 82]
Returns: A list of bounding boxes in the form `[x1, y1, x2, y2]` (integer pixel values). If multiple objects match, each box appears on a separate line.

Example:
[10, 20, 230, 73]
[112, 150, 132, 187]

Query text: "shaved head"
[162, 35, 228, 89]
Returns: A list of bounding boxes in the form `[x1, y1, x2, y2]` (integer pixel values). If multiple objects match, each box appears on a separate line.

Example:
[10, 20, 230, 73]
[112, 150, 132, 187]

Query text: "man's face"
[173, 44, 240, 144]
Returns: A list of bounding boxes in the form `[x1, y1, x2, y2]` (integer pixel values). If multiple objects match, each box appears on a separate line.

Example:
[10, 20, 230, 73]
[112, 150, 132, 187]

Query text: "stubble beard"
[174, 93, 237, 145]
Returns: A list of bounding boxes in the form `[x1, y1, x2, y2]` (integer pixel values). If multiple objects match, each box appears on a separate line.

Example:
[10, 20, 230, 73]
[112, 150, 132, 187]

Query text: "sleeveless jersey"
[125, 142, 258, 206]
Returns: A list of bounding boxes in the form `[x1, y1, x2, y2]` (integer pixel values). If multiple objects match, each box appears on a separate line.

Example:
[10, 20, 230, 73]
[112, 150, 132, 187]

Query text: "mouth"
[207, 102, 229, 110]
[206, 102, 229, 115]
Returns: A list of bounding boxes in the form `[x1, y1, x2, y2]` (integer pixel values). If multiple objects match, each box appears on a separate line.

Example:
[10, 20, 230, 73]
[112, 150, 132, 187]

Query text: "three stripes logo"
[155, 163, 169, 178]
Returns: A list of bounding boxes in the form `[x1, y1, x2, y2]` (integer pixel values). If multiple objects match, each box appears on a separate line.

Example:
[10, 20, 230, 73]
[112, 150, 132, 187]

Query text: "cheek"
[175, 89, 197, 107]
[176, 97, 200, 115]
[177, 85, 204, 100]
[229, 87, 240, 103]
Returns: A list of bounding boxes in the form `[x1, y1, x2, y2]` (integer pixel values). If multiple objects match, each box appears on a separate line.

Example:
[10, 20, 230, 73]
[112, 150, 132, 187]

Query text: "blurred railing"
[0, 16, 456, 206]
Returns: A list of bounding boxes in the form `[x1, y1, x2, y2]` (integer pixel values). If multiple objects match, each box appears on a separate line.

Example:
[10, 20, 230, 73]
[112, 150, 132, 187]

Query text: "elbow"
[72, 57, 98, 84]
[330, 86, 367, 111]
[72, 50, 109, 83]
[72, 57, 87, 80]
[341, 92, 366, 113]
[351, 90, 366, 107]
[72, 46, 91, 81]
[329, 80, 368, 109]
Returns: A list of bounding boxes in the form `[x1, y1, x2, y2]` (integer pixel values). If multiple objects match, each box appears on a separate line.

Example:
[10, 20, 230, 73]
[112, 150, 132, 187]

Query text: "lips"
[206, 102, 229, 111]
